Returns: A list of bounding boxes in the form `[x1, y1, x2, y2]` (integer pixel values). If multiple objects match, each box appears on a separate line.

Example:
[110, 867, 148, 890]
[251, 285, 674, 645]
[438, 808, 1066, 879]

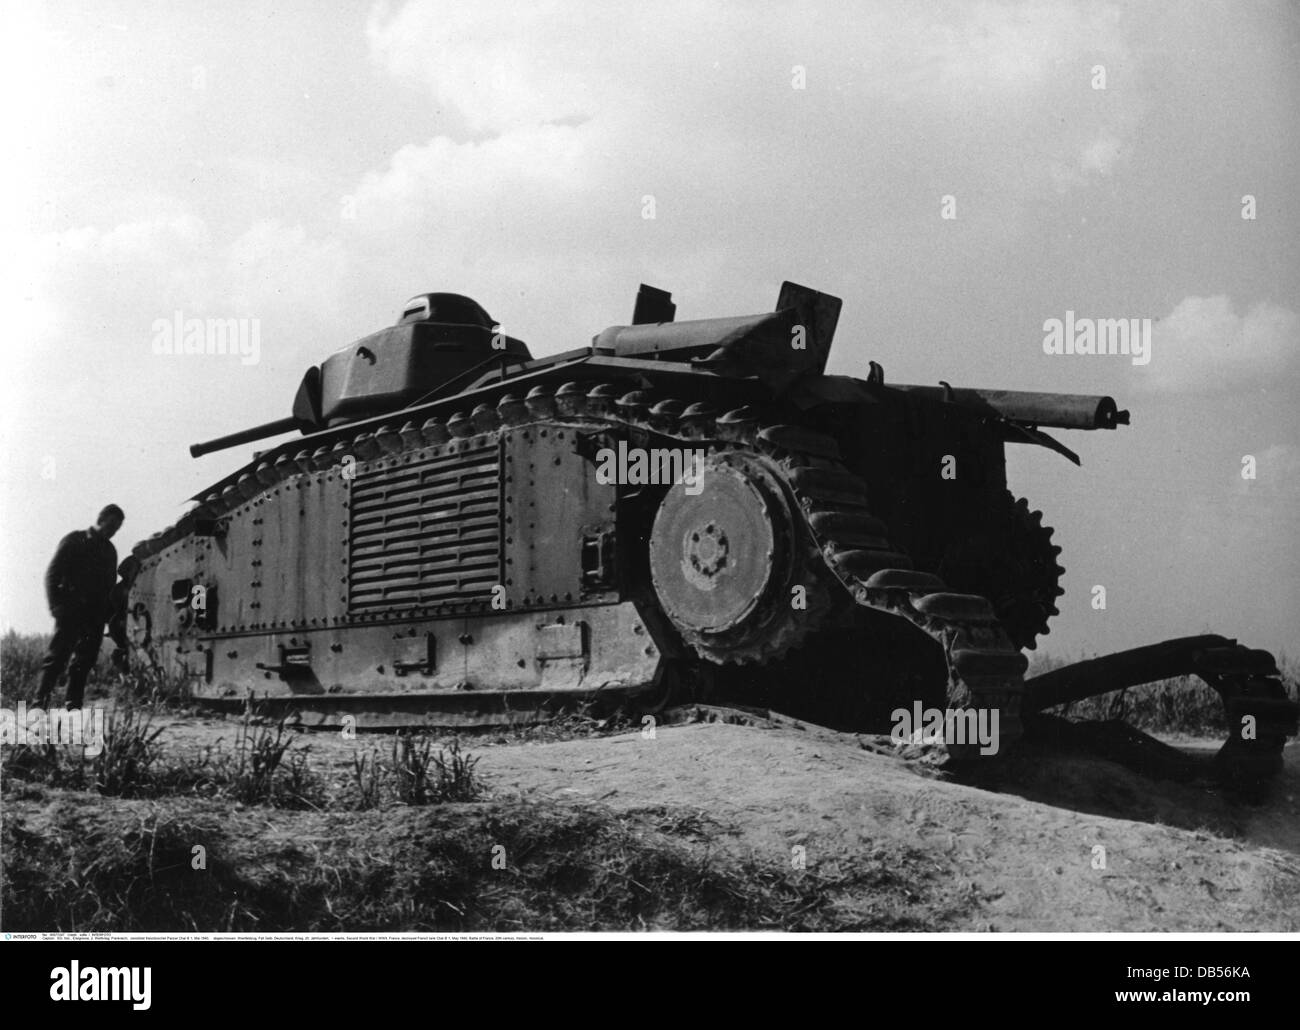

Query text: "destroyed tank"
[120, 283, 1298, 783]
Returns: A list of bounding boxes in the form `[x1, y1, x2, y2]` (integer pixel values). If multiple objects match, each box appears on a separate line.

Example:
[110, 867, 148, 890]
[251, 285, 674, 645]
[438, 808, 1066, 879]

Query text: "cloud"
[343, 0, 1162, 352]
[223, 221, 349, 323]
[916, 1, 1125, 95]
[1235, 443, 1300, 498]
[5, 208, 351, 391]
[350, 124, 593, 238]
[365, 0, 1140, 193]
[4, 215, 212, 353]
[366, 0, 605, 135]
[1140, 295, 1299, 393]
[1080, 133, 1123, 175]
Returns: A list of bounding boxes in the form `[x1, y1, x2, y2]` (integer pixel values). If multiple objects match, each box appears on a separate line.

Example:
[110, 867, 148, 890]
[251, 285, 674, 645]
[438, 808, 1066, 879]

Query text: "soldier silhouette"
[107, 553, 142, 673]
[36, 504, 125, 710]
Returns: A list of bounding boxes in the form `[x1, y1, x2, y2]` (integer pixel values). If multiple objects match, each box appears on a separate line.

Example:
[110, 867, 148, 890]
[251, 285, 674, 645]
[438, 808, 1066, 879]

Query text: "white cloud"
[6, 210, 351, 383]
[1235, 443, 1300, 498]
[917, 1, 1125, 94]
[3, 215, 213, 351]
[365, 0, 611, 134]
[1141, 295, 1298, 393]
[345, 0, 1160, 347]
[1080, 133, 1123, 175]
[39, 214, 210, 270]
[350, 124, 592, 235]
[223, 221, 349, 321]
[365, 0, 1139, 194]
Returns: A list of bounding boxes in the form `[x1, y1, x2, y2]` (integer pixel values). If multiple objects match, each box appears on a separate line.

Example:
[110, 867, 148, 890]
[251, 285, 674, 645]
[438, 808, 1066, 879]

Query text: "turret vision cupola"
[319, 292, 531, 426]
[188, 292, 532, 456]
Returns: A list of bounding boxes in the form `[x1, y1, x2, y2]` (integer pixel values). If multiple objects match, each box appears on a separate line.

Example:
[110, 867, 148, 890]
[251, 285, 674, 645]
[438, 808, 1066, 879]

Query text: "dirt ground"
[145, 707, 1300, 932]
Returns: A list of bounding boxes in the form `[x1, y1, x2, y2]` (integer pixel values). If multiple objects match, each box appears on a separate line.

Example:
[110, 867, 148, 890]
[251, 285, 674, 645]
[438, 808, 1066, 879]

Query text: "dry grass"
[1, 706, 165, 796]
[347, 734, 484, 809]
[1, 704, 482, 812]
[0, 628, 195, 711]
[483, 702, 641, 745]
[0, 629, 49, 703]
[0, 785, 972, 932]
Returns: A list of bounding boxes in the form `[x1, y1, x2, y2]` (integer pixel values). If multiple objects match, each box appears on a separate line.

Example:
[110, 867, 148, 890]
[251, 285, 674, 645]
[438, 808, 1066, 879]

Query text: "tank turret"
[189, 292, 530, 457]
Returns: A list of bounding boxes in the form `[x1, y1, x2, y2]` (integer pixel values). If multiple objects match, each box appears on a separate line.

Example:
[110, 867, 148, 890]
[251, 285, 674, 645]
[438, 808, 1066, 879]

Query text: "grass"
[389, 735, 482, 805]
[483, 701, 641, 745]
[0, 629, 47, 703]
[0, 627, 195, 711]
[1, 706, 165, 796]
[347, 734, 484, 810]
[1, 703, 483, 813]
[0, 787, 971, 932]
[90, 706, 167, 795]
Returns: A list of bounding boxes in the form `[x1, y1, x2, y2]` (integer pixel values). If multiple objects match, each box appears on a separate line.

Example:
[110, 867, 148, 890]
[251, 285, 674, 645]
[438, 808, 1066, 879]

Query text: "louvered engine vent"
[348, 442, 501, 612]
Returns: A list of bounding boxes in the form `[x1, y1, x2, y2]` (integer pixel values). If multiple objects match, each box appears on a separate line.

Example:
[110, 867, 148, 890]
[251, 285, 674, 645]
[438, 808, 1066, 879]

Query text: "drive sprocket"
[940, 491, 1065, 651]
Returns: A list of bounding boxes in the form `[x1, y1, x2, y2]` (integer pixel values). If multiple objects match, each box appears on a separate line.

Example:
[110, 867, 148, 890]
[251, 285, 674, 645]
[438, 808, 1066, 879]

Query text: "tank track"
[539, 387, 1030, 752]
[1023, 635, 1298, 789]
[732, 422, 1030, 749]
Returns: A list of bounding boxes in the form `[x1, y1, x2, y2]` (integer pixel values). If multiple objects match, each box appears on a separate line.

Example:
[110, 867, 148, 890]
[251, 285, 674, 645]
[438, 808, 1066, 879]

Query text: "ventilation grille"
[349, 442, 501, 612]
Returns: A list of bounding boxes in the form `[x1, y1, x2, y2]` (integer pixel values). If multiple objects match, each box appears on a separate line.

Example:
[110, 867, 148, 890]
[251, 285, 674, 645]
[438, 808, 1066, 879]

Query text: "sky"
[1, 0, 1297, 664]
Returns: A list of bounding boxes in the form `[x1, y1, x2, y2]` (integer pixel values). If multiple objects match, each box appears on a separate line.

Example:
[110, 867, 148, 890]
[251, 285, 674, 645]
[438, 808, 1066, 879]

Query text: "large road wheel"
[648, 450, 833, 664]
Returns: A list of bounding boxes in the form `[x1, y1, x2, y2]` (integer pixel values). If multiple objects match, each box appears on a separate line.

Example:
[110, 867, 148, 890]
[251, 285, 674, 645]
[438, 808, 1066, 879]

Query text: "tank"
[120, 283, 1297, 784]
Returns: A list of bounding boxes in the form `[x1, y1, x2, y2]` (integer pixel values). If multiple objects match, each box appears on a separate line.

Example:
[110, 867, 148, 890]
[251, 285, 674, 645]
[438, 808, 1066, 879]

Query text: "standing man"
[107, 553, 142, 673]
[36, 504, 125, 710]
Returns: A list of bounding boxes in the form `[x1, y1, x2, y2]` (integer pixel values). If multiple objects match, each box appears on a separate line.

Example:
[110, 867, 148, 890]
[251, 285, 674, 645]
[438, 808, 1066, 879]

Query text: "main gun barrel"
[886, 385, 1129, 430]
[189, 416, 301, 458]
[804, 376, 1130, 431]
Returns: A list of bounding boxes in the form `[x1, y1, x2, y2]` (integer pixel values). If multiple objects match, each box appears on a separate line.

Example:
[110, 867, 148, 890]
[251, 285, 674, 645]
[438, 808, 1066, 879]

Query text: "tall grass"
[0, 706, 165, 796]
[0, 629, 52, 705]
[0, 628, 190, 708]
[1, 700, 482, 812]
[349, 735, 484, 810]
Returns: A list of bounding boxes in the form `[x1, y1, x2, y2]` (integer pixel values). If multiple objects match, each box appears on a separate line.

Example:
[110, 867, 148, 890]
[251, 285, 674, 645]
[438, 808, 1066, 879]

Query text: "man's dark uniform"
[36, 527, 118, 709]
[106, 555, 141, 669]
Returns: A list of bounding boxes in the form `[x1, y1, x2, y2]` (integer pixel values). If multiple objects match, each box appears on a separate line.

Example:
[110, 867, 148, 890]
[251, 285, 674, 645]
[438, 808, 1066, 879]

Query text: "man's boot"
[35, 656, 63, 709]
[66, 657, 91, 710]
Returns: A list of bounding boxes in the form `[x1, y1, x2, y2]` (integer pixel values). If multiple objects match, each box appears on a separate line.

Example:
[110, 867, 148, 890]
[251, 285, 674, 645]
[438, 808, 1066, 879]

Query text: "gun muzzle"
[189, 416, 301, 458]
